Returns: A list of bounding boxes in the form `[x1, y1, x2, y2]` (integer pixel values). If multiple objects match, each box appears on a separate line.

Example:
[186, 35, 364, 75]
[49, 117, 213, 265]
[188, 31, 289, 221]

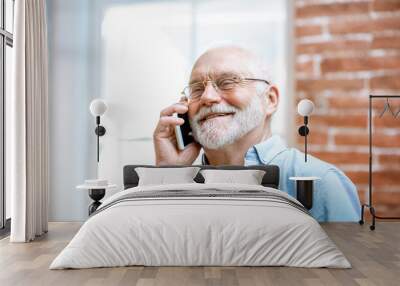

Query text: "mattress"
[50, 183, 350, 269]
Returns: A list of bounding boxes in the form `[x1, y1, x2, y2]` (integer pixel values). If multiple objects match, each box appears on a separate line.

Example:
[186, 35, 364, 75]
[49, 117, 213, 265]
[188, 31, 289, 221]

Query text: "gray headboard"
[123, 164, 280, 189]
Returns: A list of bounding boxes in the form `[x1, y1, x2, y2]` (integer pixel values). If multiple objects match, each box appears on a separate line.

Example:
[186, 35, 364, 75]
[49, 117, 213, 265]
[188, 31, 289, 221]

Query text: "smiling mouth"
[199, 112, 235, 124]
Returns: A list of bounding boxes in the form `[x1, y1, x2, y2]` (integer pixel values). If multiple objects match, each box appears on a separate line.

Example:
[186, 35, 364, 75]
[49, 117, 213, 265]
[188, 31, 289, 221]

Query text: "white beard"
[190, 95, 265, 150]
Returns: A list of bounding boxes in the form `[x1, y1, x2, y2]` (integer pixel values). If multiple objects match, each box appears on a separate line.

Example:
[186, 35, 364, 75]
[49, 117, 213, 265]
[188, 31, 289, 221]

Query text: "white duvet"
[50, 183, 350, 269]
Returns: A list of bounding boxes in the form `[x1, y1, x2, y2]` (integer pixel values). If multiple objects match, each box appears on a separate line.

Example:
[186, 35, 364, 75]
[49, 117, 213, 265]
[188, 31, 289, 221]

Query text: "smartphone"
[175, 112, 194, 150]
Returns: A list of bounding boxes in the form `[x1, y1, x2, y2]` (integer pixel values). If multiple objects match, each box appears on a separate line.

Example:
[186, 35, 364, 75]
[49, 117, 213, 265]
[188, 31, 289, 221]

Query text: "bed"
[50, 165, 350, 269]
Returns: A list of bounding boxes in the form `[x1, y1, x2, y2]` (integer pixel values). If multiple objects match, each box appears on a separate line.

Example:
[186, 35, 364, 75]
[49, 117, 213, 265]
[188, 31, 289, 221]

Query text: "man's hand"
[153, 100, 201, 165]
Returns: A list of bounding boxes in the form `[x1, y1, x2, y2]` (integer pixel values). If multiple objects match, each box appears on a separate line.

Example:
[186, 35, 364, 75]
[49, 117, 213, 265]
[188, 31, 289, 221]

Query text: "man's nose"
[199, 81, 222, 106]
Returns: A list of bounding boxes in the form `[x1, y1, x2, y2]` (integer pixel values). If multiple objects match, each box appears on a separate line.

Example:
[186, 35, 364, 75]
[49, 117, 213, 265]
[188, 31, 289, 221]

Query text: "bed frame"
[123, 164, 280, 190]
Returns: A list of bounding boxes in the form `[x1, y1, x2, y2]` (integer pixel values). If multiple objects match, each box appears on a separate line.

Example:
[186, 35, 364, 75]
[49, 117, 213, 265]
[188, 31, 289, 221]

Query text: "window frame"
[0, 0, 13, 234]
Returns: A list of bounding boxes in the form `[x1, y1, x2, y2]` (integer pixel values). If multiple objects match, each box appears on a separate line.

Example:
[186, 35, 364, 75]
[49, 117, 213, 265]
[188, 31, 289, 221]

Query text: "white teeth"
[207, 114, 221, 120]
[199, 112, 234, 123]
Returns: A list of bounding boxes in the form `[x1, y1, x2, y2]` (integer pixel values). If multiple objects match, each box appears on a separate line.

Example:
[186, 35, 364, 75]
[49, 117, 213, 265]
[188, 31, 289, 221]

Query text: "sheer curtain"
[9, 0, 49, 242]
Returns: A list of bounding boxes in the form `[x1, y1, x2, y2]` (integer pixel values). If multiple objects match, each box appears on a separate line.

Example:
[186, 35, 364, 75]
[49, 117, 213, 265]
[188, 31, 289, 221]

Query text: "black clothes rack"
[359, 95, 400, 230]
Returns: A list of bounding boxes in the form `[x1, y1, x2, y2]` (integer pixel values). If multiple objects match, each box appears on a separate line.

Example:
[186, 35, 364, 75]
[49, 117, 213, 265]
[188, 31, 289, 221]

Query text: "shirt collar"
[201, 134, 288, 165]
[251, 134, 288, 164]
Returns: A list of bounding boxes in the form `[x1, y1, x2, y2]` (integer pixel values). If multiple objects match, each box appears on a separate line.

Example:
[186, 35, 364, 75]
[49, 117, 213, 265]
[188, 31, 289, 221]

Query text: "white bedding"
[50, 183, 350, 269]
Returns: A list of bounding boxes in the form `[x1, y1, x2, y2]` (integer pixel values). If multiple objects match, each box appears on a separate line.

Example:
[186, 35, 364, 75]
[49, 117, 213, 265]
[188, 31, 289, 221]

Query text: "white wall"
[99, 2, 193, 197]
[47, 0, 95, 221]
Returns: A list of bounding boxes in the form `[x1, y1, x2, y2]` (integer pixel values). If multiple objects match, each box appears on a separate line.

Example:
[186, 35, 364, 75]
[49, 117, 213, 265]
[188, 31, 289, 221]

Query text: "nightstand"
[77, 183, 117, 215]
[289, 177, 320, 210]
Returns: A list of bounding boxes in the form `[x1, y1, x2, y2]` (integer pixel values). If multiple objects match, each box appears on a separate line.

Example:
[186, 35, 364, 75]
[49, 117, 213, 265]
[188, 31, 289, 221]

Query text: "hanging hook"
[395, 105, 400, 118]
[378, 98, 389, 117]
[379, 98, 396, 118]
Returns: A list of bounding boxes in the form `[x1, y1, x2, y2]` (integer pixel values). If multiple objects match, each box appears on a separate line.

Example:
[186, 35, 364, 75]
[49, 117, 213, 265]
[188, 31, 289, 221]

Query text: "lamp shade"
[90, 99, 107, 116]
[297, 99, 314, 116]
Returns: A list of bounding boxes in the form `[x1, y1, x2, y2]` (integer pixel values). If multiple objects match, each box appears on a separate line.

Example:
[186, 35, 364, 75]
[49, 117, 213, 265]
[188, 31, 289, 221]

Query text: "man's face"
[187, 49, 269, 149]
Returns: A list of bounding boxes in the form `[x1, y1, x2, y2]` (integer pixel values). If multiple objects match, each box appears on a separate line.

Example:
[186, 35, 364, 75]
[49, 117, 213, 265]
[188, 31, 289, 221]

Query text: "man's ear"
[264, 85, 279, 116]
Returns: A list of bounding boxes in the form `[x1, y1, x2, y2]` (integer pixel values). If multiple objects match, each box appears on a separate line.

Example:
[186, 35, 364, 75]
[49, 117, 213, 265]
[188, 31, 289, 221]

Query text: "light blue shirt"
[203, 135, 361, 222]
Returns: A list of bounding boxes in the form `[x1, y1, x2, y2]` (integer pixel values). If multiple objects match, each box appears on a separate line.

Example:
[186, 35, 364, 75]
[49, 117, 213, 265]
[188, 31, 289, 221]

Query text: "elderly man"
[153, 46, 360, 222]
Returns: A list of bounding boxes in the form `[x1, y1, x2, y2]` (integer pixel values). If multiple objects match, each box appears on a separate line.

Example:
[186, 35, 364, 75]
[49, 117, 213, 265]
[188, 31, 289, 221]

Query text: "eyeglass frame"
[181, 75, 271, 102]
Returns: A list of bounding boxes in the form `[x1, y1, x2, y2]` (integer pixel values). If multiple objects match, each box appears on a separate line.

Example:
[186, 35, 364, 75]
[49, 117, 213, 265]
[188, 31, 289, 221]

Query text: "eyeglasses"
[181, 76, 270, 102]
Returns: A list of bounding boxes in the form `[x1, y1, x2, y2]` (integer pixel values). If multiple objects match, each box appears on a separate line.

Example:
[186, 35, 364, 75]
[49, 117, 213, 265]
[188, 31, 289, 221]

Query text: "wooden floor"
[0, 222, 399, 286]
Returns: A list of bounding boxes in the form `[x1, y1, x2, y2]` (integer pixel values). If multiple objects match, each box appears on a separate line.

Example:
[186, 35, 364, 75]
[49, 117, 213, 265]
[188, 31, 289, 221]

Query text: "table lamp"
[290, 99, 319, 210]
[297, 99, 314, 162]
[89, 99, 107, 163]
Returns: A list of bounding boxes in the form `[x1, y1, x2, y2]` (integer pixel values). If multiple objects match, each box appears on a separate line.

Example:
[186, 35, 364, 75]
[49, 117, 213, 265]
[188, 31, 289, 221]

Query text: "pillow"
[200, 169, 266, 185]
[135, 167, 200, 186]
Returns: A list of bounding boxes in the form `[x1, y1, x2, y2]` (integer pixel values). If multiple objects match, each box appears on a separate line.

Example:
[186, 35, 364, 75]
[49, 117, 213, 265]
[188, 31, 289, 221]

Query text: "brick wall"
[294, 0, 400, 217]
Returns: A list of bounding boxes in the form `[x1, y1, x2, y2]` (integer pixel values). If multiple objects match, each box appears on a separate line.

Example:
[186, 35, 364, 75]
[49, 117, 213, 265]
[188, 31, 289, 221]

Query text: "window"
[0, 0, 14, 234]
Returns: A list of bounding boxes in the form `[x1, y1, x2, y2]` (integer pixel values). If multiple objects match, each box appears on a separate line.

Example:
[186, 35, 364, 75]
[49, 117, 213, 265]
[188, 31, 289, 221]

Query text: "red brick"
[372, 0, 400, 12]
[295, 25, 323, 37]
[335, 132, 400, 147]
[310, 151, 368, 164]
[327, 95, 388, 110]
[374, 115, 400, 128]
[329, 16, 400, 35]
[384, 206, 400, 217]
[373, 97, 400, 108]
[372, 36, 400, 50]
[321, 56, 400, 73]
[296, 60, 314, 75]
[360, 197, 400, 217]
[375, 170, 400, 186]
[373, 192, 400, 205]
[373, 133, 400, 147]
[296, 129, 328, 145]
[372, 97, 399, 110]
[296, 79, 364, 93]
[378, 154, 400, 165]
[296, 40, 370, 55]
[295, 115, 303, 126]
[346, 171, 369, 185]
[334, 133, 369, 146]
[309, 130, 328, 145]
[361, 209, 372, 219]
[328, 95, 369, 109]
[296, 2, 370, 18]
[311, 114, 367, 128]
[293, 2, 400, 214]
[373, 205, 400, 217]
[357, 188, 367, 202]
[370, 75, 400, 90]
[348, 171, 400, 186]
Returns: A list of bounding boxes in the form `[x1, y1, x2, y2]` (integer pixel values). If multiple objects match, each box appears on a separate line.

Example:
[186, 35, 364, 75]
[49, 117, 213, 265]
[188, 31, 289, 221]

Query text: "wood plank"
[0, 222, 399, 286]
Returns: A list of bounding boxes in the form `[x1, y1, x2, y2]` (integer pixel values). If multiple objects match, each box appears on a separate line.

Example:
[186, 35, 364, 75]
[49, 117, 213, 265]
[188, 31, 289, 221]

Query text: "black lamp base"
[296, 180, 313, 210]
[290, 177, 319, 210]
[88, 189, 105, 215]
